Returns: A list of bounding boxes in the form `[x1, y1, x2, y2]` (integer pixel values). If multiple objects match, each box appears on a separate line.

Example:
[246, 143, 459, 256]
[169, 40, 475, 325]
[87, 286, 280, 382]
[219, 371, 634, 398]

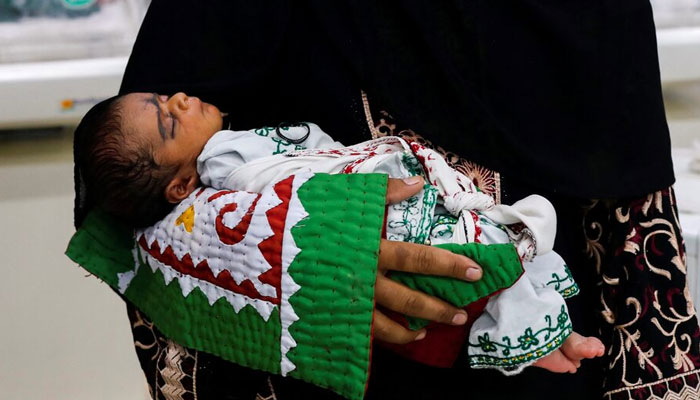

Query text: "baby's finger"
[378, 239, 482, 281]
[373, 310, 427, 344]
[375, 275, 468, 325]
[386, 176, 424, 204]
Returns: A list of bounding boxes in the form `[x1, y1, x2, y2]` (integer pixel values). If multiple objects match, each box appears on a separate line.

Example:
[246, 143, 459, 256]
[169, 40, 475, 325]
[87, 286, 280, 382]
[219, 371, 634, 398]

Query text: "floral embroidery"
[469, 305, 572, 369]
[454, 161, 498, 203]
[546, 264, 579, 299]
[581, 188, 700, 398]
[477, 333, 498, 353]
[518, 328, 540, 350]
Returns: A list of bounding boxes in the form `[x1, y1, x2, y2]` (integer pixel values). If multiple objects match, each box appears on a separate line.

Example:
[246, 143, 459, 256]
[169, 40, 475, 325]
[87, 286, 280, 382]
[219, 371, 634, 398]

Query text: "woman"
[114, 1, 700, 398]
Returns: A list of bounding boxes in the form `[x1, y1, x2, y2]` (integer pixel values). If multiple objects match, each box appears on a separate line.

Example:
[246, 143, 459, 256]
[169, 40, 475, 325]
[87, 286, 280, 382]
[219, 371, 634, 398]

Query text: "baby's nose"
[170, 92, 189, 110]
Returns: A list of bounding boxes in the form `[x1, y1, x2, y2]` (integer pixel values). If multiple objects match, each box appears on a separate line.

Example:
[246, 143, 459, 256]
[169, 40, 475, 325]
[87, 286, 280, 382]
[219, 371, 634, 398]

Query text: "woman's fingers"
[375, 275, 468, 325]
[378, 239, 482, 281]
[373, 310, 427, 344]
[378, 178, 479, 343]
[386, 176, 424, 204]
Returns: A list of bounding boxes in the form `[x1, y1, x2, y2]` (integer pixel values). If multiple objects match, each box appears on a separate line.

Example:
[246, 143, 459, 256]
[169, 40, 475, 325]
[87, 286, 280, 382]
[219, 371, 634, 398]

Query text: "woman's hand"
[374, 177, 483, 344]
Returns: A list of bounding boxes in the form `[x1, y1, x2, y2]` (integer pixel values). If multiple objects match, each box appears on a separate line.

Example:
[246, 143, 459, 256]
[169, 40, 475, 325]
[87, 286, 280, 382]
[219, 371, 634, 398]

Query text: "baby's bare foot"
[533, 332, 605, 374]
[533, 349, 578, 373]
[560, 331, 605, 362]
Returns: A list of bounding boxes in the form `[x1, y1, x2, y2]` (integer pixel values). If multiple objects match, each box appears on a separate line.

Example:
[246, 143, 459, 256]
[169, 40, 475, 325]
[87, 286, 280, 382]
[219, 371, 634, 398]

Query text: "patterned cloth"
[586, 193, 700, 399]
[124, 100, 700, 400]
[196, 124, 574, 373]
[371, 108, 700, 399]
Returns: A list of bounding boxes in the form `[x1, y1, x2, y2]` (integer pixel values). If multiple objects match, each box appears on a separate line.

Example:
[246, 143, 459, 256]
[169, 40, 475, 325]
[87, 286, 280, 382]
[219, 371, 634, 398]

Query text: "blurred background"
[0, 1, 150, 399]
[1, 1, 700, 399]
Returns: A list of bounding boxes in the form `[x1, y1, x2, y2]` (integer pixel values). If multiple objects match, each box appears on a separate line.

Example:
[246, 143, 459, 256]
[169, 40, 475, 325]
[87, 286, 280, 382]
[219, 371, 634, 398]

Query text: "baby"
[74, 91, 605, 374]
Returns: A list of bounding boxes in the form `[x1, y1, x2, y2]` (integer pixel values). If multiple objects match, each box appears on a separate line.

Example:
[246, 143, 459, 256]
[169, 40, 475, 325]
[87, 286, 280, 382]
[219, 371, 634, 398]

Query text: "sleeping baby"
[74, 91, 605, 375]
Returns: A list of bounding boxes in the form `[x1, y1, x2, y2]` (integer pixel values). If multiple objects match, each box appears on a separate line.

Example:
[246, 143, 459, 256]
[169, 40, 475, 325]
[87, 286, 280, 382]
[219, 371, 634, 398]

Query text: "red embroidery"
[138, 235, 280, 304]
[207, 190, 237, 202]
[215, 194, 262, 246]
[341, 152, 377, 174]
[257, 176, 295, 300]
[409, 142, 438, 185]
[471, 211, 482, 242]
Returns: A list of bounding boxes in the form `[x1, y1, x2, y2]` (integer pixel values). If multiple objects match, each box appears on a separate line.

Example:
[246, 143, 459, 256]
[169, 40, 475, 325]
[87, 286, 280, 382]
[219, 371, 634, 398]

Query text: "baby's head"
[74, 92, 223, 227]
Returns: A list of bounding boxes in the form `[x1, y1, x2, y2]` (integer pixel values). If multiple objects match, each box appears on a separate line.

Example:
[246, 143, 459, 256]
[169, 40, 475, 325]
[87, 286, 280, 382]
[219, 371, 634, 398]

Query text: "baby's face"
[120, 92, 223, 175]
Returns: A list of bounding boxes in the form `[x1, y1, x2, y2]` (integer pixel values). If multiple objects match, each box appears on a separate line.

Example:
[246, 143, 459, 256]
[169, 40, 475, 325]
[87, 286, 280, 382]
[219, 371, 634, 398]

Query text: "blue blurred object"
[0, 0, 99, 22]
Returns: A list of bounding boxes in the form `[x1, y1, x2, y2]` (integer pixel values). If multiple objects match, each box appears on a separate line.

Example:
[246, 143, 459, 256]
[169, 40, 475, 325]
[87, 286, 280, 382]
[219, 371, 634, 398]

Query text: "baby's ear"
[165, 174, 198, 203]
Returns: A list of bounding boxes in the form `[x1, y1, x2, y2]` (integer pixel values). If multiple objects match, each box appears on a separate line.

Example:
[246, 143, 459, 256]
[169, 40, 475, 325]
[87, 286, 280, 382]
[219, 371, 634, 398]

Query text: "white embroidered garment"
[196, 125, 578, 373]
[198, 123, 344, 189]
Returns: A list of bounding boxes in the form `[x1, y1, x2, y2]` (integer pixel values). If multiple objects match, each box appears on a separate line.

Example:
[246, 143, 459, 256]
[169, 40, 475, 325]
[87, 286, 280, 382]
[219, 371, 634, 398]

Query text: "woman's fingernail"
[466, 267, 482, 280]
[452, 312, 467, 325]
[414, 330, 427, 341]
[403, 176, 422, 185]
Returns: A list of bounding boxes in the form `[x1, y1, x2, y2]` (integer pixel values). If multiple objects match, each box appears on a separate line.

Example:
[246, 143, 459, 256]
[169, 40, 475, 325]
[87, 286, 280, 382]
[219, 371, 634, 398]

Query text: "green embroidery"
[386, 154, 435, 243]
[253, 127, 275, 137]
[518, 327, 540, 350]
[62, 0, 96, 9]
[559, 284, 580, 298]
[546, 264, 573, 290]
[478, 215, 507, 231]
[271, 137, 305, 155]
[253, 126, 306, 155]
[430, 214, 458, 241]
[470, 325, 572, 369]
[387, 195, 419, 241]
[546, 264, 579, 299]
[469, 305, 572, 368]
[401, 153, 424, 177]
[477, 333, 498, 353]
[387, 185, 437, 243]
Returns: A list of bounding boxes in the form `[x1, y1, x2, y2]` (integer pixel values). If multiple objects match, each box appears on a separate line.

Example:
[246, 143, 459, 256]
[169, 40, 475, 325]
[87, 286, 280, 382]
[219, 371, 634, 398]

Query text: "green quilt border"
[66, 173, 388, 400]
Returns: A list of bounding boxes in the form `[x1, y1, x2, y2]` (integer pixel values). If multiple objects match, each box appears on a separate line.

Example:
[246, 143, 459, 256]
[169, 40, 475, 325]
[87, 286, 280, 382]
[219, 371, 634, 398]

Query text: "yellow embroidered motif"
[176, 205, 195, 233]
